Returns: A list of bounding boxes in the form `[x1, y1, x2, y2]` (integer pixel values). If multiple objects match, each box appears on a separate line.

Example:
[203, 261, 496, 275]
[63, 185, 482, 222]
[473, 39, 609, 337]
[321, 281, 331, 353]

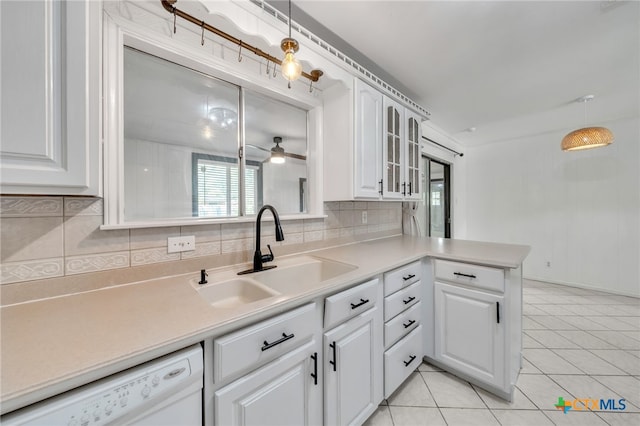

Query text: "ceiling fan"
[246, 137, 307, 163]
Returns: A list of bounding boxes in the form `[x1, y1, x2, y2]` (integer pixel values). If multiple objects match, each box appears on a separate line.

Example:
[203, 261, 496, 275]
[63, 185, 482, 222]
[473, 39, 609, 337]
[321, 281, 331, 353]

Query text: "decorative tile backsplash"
[0, 196, 402, 286]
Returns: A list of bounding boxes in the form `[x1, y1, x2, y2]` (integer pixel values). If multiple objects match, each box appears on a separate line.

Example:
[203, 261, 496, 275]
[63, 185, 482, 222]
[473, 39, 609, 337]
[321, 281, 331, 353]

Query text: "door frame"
[424, 157, 451, 238]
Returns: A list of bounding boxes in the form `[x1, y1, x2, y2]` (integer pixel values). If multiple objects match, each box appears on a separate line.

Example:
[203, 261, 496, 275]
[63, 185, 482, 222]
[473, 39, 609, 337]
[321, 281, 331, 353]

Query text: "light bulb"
[281, 50, 302, 82]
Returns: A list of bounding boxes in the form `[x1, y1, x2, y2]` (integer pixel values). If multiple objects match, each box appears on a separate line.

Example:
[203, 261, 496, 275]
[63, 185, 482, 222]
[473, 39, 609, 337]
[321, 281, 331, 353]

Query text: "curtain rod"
[422, 136, 464, 157]
[160, 0, 323, 84]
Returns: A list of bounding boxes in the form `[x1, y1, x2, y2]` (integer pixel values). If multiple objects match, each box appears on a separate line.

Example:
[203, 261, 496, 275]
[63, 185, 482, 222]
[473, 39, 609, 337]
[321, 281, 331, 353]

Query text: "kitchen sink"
[196, 278, 279, 309]
[252, 255, 358, 294]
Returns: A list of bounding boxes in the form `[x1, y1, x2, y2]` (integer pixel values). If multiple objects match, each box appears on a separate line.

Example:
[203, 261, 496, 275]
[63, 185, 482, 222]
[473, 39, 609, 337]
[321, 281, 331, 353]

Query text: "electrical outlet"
[361, 211, 368, 224]
[168, 236, 196, 253]
[546, 261, 551, 267]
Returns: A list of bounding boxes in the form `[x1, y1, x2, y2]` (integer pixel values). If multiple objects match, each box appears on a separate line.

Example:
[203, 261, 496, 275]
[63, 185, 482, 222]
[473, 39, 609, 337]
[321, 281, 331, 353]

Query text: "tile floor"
[364, 279, 640, 426]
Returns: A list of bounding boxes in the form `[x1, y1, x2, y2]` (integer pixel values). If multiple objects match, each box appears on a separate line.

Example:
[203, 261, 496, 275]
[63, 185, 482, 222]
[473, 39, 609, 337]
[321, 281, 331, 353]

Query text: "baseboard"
[523, 275, 640, 299]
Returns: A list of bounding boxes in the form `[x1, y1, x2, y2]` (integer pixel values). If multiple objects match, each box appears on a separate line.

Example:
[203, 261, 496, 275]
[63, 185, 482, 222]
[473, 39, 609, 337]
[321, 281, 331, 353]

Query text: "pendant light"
[561, 95, 614, 151]
[281, 0, 302, 86]
[270, 137, 286, 164]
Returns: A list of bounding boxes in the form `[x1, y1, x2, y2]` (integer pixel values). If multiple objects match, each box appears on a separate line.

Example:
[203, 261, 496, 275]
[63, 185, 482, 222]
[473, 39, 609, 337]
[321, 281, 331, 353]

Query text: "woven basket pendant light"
[561, 95, 614, 151]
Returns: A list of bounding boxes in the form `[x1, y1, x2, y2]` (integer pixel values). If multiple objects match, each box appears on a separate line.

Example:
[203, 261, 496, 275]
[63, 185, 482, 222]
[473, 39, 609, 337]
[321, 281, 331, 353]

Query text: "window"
[193, 154, 262, 217]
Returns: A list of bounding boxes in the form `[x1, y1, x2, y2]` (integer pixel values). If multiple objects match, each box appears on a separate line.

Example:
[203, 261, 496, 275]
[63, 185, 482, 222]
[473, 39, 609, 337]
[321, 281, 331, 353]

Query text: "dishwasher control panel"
[2, 344, 203, 426]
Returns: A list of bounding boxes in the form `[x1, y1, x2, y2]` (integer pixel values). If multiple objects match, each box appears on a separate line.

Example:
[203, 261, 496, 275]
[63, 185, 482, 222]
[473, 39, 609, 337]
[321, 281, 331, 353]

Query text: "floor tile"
[595, 412, 640, 425]
[439, 408, 499, 426]
[528, 315, 579, 330]
[418, 361, 443, 372]
[544, 409, 609, 425]
[388, 406, 446, 426]
[592, 375, 640, 408]
[620, 331, 640, 342]
[523, 304, 547, 315]
[522, 348, 583, 374]
[560, 331, 616, 350]
[421, 371, 485, 408]
[589, 331, 640, 350]
[523, 316, 548, 330]
[516, 374, 573, 409]
[560, 316, 611, 331]
[525, 330, 581, 348]
[615, 316, 640, 330]
[553, 349, 626, 375]
[363, 405, 393, 426]
[522, 332, 546, 349]
[588, 316, 638, 331]
[520, 358, 543, 374]
[387, 372, 436, 407]
[491, 409, 554, 425]
[473, 386, 536, 410]
[590, 350, 640, 375]
[535, 304, 581, 316]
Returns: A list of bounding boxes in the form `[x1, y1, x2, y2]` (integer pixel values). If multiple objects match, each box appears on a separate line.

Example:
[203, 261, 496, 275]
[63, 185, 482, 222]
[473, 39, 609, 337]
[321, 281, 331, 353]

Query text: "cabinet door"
[0, 0, 100, 195]
[382, 97, 405, 199]
[434, 282, 505, 388]
[354, 79, 383, 199]
[405, 110, 422, 200]
[215, 340, 322, 426]
[324, 306, 383, 426]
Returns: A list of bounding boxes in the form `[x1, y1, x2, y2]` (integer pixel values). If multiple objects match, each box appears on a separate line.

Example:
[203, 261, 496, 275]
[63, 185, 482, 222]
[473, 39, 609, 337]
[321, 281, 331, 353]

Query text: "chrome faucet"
[238, 205, 284, 275]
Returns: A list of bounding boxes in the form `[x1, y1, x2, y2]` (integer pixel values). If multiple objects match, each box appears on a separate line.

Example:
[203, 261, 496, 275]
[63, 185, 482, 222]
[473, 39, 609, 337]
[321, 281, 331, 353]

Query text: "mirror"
[122, 47, 308, 222]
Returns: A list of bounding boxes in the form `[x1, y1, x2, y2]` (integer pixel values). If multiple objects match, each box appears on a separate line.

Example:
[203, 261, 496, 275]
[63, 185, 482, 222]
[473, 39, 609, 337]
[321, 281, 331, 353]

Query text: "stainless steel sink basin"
[196, 278, 279, 309]
[252, 255, 358, 294]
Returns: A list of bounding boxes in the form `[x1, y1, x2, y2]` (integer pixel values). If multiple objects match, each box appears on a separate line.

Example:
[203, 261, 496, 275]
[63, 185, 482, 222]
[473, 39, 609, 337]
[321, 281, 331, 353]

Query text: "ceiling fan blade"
[285, 152, 307, 161]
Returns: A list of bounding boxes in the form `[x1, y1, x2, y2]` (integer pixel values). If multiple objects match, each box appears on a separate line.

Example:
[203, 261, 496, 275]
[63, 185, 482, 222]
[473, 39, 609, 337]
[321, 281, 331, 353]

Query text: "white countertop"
[0, 235, 529, 414]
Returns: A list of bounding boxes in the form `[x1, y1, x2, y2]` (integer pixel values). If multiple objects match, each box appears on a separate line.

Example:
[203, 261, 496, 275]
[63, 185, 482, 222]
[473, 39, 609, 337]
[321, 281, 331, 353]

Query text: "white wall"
[461, 116, 639, 297]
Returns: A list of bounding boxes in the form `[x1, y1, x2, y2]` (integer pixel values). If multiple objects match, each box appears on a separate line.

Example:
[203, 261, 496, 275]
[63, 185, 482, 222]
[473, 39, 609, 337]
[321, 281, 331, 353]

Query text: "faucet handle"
[261, 244, 275, 263]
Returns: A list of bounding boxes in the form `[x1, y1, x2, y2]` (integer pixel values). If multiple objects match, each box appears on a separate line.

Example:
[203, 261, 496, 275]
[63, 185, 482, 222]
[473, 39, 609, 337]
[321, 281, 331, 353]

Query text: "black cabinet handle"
[403, 319, 416, 329]
[408, 182, 413, 196]
[261, 332, 294, 351]
[402, 274, 416, 281]
[310, 352, 318, 385]
[350, 298, 370, 310]
[378, 180, 383, 195]
[329, 342, 337, 371]
[454, 272, 477, 279]
[402, 182, 407, 196]
[402, 296, 416, 305]
[496, 302, 500, 324]
[404, 355, 417, 367]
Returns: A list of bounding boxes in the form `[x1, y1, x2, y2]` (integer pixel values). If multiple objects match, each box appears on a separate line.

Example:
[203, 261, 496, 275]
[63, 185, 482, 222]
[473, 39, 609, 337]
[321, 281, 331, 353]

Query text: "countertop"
[0, 235, 529, 414]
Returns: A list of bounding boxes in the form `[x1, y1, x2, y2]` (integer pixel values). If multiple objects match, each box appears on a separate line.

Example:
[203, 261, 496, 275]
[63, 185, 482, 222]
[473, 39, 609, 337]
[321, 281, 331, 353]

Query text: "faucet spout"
[238, 205, 284, 275]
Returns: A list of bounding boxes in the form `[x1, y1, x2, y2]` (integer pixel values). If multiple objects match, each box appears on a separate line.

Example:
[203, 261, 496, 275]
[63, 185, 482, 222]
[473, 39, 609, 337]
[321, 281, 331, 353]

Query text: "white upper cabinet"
[0, 0, 101, 195]
[354, 79, 383, 199]
[323, 78, 424, 202]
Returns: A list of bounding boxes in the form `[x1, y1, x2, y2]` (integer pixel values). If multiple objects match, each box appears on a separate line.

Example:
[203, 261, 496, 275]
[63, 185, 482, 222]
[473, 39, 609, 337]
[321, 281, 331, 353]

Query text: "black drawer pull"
[454, 272, 477, 279]
[403, 319, 416, 329]
[350, 298, 370, 309]
[261, 332, 294, 351]
[329, 342, 337, 371]
[402, 274, 416, 281]
[378, 180, 383, 195]
[404, 355, 417, 367]
[403, 296, 416, 305]
[310, 352, 318, 385]
[496, 302, 500, 324]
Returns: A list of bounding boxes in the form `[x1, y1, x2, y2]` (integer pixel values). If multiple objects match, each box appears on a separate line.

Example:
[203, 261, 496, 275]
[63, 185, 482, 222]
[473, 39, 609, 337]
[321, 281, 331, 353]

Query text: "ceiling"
[268, 0, 639, 147]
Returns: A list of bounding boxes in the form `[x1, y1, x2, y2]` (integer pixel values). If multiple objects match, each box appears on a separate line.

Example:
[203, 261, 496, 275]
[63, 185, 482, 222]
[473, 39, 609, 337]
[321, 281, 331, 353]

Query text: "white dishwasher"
[2, 344, 203, 426]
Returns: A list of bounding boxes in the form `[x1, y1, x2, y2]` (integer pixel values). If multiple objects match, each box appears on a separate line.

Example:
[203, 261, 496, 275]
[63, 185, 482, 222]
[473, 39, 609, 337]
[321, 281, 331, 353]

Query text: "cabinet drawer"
[324, 278, 379, 329]
[384, 302, 421, 349]
[384, 325, 423, 398]
[214, 303, 316, 383]
[434, 259, 505, 292]
[384, 281, 421, 321]
[384, 261, 422, 296]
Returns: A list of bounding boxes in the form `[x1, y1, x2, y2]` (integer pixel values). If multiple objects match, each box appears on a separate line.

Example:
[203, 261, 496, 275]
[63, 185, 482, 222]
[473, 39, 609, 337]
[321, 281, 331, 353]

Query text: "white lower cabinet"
[434, 282, 505, 388]
[324, 280, 383, 426]
[215, 339, 322, 426]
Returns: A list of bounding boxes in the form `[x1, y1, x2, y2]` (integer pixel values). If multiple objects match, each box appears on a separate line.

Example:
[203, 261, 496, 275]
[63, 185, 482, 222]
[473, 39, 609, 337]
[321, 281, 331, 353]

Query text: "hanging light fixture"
[270, 137, 286, 164]
[561, 95, 614, 151]
[281, 0, 302, 87]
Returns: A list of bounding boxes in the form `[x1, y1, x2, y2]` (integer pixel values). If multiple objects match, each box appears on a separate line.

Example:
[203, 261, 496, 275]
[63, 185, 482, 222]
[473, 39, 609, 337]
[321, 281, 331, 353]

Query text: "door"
[434, 282, 505, 388]
[324, 307, 383, 426]
[354, 79, 383, 198]
[420, 158, 451, 237]
[215, 340, 322, 426]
